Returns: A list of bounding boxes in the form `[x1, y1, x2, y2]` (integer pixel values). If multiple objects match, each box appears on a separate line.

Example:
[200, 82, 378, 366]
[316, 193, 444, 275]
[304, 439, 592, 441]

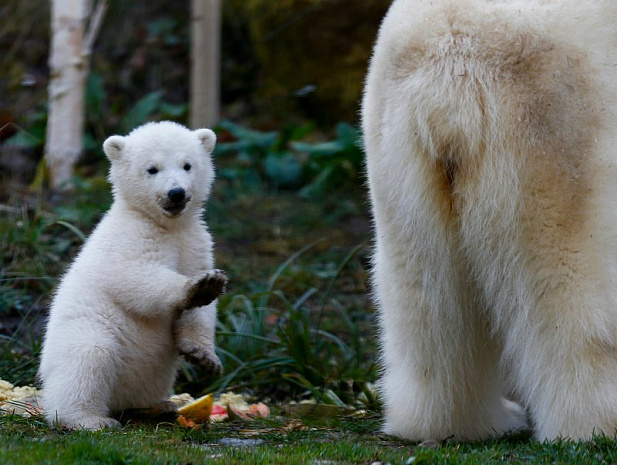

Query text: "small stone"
[218, 437, 265, 447]
[418, 439, 440, 449]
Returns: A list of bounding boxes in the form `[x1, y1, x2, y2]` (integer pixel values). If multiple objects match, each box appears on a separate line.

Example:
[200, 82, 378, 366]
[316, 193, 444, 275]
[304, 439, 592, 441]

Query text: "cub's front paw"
[184, 270, 227, 310]
[179, 344, 223, 376]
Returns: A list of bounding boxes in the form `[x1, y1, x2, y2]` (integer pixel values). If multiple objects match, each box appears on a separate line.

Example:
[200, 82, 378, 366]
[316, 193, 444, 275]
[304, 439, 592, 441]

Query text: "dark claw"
[181, 348, 223, 376]
[185, 270, 228, 309]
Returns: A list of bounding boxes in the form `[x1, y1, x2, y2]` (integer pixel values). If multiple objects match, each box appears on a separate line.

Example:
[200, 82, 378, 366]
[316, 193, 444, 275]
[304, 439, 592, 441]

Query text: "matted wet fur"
[363, 0, 617, 441]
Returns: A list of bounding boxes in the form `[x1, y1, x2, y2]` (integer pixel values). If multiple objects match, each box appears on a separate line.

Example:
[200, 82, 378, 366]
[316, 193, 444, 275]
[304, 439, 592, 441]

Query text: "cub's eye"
[147, 167, 159, 175]
[183, 163, 192, 172]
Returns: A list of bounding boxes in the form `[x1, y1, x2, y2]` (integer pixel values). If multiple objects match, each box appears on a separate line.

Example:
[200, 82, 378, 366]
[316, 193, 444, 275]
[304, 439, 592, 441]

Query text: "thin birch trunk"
[190, 0, 221, 129]
[45, 0, 107, 190]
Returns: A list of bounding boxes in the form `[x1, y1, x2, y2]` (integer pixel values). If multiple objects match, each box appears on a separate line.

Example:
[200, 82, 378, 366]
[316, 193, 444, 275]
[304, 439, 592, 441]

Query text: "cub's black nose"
[168, 187, 186, 203]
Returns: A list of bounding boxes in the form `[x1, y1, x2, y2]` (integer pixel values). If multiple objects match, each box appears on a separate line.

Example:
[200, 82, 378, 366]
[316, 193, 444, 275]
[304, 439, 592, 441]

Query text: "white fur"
[39, 121, 223, 430]
[363, 0, 617, 441]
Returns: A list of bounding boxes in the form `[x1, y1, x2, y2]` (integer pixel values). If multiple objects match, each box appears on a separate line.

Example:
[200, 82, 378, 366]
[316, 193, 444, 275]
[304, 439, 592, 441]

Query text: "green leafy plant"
[214, 120, 311, 189]
[293, 122, 364, 198]
[202, 243, 377, 409]
[119, 91, 187, 133]
[214, 120, 364, 196]
[2, 108, 47, 151]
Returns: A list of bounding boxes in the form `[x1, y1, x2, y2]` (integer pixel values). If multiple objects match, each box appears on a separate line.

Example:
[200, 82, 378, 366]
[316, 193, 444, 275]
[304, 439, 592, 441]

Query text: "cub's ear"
[194, 128, 217, 153]
[103, 135, 126, 162]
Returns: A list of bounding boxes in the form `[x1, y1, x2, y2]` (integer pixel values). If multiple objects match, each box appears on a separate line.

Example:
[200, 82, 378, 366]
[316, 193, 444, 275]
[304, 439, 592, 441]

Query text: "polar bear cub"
[363, 0, 617, 441]
[39, 121, 227, 430]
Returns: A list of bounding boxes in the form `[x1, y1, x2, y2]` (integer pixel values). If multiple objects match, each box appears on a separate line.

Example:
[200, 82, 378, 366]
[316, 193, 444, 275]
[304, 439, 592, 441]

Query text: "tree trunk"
[45, 0, 106, 190]
[45, 0, 89, 190]
[190, 0, 221, 129]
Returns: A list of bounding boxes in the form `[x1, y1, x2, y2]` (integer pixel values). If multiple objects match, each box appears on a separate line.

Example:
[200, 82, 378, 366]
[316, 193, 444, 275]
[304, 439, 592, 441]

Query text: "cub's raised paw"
[185, 270, 227, 310]
[180, 345, 223, 376]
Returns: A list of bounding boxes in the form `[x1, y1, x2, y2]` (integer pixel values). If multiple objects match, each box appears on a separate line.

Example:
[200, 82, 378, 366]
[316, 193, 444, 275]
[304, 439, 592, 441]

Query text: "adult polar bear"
[363, 0, 617, 441]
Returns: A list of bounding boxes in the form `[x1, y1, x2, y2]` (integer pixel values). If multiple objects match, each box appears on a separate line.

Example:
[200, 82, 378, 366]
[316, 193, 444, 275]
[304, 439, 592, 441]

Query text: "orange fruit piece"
[177, 393, 213, 422]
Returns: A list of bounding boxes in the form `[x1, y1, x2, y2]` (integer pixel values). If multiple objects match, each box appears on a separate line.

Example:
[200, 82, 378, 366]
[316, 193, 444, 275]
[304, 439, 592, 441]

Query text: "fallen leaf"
[282, 402, 354, 418]
[238, 428, 276, 436]
[281, 419, 306, 432]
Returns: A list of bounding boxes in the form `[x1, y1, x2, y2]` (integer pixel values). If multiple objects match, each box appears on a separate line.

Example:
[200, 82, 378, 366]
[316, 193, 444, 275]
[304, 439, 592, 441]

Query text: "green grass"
[1, 416, 396, 465]
[3, 414, 617, 464]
